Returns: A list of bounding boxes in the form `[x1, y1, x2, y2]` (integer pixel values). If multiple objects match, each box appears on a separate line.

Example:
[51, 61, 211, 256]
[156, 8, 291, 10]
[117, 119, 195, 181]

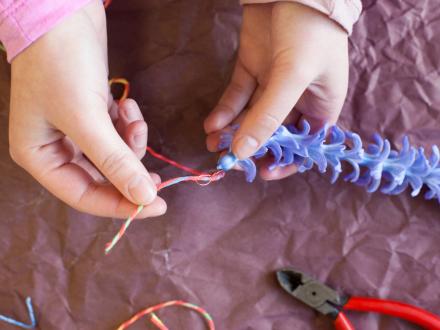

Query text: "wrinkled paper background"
[0, 0, 439, 329]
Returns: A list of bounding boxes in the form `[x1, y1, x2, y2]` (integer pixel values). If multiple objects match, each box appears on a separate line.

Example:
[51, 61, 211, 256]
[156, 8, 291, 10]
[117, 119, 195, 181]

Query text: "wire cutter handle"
[276, 268, 440, 330]
[343, 297, 440, 330]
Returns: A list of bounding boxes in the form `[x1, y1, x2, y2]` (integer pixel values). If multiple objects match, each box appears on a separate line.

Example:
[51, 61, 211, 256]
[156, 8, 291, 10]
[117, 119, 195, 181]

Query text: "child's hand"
[9, 0, 166, 218]
[205, 2, 349, 180]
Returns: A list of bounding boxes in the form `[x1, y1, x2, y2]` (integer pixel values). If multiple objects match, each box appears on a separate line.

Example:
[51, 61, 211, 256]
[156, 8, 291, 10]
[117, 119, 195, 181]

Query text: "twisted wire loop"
[116, 300, 215, 330]
[218, 120, 440, 204]
[104, 147, 225, 254]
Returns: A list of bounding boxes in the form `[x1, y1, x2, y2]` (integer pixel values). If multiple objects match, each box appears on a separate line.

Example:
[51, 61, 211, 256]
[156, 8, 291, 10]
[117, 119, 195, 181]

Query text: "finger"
[115, 98, 143, 137]
[206, 84, 265, 152]
[150, 172, 161, 185]
[15, 140, 166, 218]
[204, 60, 257, 134]
[73, 154, 106, 183]
[232, 62, 313, 159]
[206, 131, 224, 152]
[248, 84, 264, 108]
[111, 98, 148, 159]
[258, 73, 348, 181]
[284, 110, 301, 127]
[259, 160, 298, 180]
[205, 80, 265, 153]
[60, 102, 157, 206]
[55, 136, 106, 183]
[119, 98, 144, 124]
[46, 164, 167, 219]
[124, 120, 148, 159]
[206, 111, 247, 152]
[295, 74, 348, 129]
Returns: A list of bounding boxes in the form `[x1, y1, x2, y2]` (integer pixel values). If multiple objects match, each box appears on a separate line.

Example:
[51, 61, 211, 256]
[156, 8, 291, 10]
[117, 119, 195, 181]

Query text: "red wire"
[334, 312, 355, 330]
[109, 78, 205, 177]
[146, 146, 204, 176]
[344, 297, 440, 329]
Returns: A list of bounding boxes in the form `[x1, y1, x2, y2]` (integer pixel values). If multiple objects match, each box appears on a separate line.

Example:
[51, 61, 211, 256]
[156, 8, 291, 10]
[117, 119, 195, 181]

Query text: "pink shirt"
[241, 0, 362, 34]
[0, 0, 361, 63]
[0, 0, 92, 62]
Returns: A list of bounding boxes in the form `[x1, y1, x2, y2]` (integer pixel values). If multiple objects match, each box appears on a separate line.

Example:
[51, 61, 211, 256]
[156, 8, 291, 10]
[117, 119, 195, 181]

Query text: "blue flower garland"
[217, 121, 440, 204]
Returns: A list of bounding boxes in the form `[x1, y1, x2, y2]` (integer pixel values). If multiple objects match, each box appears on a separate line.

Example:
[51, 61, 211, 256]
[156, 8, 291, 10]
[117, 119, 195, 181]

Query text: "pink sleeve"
[0, 0, 93, 63]
[240, 0, 362, 34]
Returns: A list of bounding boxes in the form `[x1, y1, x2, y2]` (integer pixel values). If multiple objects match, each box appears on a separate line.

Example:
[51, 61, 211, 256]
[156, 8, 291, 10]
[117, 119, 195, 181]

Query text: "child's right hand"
[9, 0, 166, 218]
[205, 3, 350, 180]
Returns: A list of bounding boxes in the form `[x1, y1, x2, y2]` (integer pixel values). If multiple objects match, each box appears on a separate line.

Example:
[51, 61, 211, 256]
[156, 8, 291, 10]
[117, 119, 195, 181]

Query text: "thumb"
[232, 63, 313, 159]
[63, 108, 157, 206]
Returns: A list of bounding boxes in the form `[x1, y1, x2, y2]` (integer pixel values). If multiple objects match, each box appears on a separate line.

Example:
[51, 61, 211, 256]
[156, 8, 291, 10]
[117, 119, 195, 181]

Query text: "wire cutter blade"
[276, 268, 347, 318]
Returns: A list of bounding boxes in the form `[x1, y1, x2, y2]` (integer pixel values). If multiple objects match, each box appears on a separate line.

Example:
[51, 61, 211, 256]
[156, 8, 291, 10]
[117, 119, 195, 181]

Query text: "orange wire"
[109, 78, 130, 103]
[104, 0, 112, 9]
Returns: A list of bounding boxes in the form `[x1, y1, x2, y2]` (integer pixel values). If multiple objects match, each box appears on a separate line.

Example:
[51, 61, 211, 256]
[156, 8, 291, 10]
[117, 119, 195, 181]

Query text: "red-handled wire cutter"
[276, 268, 440, 330]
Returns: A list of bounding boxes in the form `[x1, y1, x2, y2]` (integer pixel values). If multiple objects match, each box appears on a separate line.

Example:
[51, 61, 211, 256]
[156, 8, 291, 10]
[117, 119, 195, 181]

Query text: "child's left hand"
[8, 0, 165, 218]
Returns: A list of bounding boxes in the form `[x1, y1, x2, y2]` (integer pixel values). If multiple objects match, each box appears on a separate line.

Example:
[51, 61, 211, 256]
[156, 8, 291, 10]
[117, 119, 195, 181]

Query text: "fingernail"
[215, 111, 231, 127]
[205, 115, 219, 133]
[128, 175, 156, 205]
[150, 173, 162, 185]
[124, 107, 137, 121]
[207, 110, 229, 132]
[235, 135, 259, 159]
[133, 131, 147, 148]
